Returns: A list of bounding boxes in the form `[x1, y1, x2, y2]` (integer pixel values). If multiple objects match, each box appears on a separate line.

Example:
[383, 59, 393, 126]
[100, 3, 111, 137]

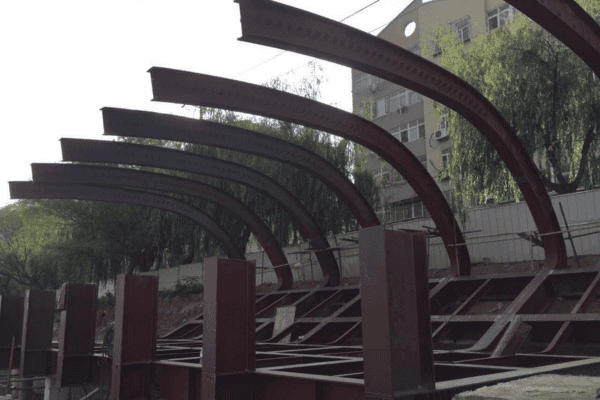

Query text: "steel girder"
[101, 107, 380, 229]
[8, 181, 247, 260]
[30, 163, 294, 291]
[505, 0, 600, 79]
[59, 138, 341, 287]
[233, 0, 568, 270]
[148, 67, 472, 277]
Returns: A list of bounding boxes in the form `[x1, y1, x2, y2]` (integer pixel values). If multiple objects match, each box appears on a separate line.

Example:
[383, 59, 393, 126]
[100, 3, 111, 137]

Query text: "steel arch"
[30, 163, 294, 291]
[102, 107, 380, 228]
[8, 181, 246, 260]
[149, 67, 472, 276]
[505, 0, 600, 79]
[234, 0, 568, 269]
[59, 138, 340, 287]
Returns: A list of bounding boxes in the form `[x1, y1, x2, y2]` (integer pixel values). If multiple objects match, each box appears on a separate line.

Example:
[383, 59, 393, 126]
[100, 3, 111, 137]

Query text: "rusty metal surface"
[112, 274, 159, 400]
[202, 258, 256, 400]
[0, 296, 24, 369]
[359, 226, 434, 397]
[56, 283, 98, 387]
[59, 138, 340, 287]
[9, 181, 246, 260]
[20, 290, 55, 377]
[149, 66, 472, 277]
[102, 107, 380, 229]
[233, 0, 568, 270]
[30, 163, 293, 291]
[505, 0, 600, 79]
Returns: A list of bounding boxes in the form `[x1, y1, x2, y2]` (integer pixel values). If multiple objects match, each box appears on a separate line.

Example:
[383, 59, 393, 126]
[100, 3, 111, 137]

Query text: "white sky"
[0, 0, 414, 208]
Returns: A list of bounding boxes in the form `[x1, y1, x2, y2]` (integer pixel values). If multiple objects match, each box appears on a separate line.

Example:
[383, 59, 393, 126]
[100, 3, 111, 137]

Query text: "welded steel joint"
[235, 0, 568, 269]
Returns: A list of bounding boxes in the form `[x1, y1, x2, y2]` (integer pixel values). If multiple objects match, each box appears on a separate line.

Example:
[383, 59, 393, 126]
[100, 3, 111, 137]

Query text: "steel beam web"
[102, 107, 380, 229]
[59, 138, 340, 287]
[233, 0, 568, 270]
[8, 182, 246, 260]
[30, 163, 294, 291]
[505, 0, 600, 79]
[149, 67, 472, 276]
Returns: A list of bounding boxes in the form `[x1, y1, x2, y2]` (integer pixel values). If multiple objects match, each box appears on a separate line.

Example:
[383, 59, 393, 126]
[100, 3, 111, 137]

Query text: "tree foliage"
[424, 1, 600, 225]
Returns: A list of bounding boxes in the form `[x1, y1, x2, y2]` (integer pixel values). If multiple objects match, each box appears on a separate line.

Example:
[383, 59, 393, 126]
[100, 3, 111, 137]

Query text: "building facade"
[352, 0, 520, 223]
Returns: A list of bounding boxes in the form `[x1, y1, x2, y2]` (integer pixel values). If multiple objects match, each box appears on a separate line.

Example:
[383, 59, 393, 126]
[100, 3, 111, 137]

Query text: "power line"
[236, 0, 384, 78]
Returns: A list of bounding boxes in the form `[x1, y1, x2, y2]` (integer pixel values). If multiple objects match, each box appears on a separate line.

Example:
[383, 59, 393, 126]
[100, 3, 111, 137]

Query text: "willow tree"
[424, 0, 600, 225]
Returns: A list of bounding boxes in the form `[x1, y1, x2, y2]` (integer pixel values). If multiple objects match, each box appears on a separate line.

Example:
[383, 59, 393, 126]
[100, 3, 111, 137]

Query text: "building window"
[441, 148, 452, 170]
[399, 118, 425, 143]
[376, 98, 387, 118]
[354, 73, 380, 92]
[452, 16, 471, 42]
[488, 4, 510, 31]
[387, 90, 408, 112]
[430, 39, 442, 57]
[389, 198, 428, 221]
[440, 107, 448, 130]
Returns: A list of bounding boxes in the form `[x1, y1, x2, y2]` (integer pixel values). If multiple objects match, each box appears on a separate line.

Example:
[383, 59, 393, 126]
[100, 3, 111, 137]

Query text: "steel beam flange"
[234, 0, 568, 270]
[30, 163, 293, 291]
[148, 68, 472, 276]
[102, 107, 380, 229]
[505, 0, 600, 79]
[58, 138, 340, 287]
[8, 181, 246, 260]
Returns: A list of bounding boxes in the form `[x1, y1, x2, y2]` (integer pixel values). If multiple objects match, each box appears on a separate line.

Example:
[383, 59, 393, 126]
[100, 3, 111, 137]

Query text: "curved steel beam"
[233, 0, 568, 269]
[59, 138, 340, 287]
[30, 163, 293, 291]
[102, 107, 380, 228]
[8, 181, 246, 260]
[148, 68, 472, 276]
[505, 0, 600, 79]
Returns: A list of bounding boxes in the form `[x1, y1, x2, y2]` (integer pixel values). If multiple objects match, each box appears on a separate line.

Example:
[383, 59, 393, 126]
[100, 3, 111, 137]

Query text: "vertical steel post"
[19, 290, 55, 400]
[111, 274, 158, 400]
[56, 283, 98, 387]
[0, 295, 24, 370]
[360, 226, 435, 399]
[202, 257, 256, 400]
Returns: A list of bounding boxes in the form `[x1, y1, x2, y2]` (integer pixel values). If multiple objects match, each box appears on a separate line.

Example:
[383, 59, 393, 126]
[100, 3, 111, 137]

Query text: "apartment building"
[352, 0, 520, 223]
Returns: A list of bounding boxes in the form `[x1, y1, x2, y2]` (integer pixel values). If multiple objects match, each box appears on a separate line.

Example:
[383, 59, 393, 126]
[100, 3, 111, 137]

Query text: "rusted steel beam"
[30, 163, 293, 291]
[9, 181, 246, 260]
[20, 290, 55, 377]
[112, 274, 159, 400]
[59, 138, 340, 287]
[102, 107, 380, 229]
[149, 66, 471, 277]
[56, 283, 98, 387]
[202, 258, 256, 400]
[359, 226, 434, 397]
[234, 0, 568, 270]
[505, 0, 600, 79]
[0, 296, 24, 369]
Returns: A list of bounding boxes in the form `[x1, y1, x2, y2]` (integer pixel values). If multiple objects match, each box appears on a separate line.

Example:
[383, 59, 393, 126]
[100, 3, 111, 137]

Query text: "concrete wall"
[96, 187, 600, 298]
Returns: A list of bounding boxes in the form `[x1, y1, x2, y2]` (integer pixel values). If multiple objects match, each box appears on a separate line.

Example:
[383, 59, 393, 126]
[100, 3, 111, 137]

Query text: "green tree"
[425, 0, 600, 226]
[0, 200, 71, 295]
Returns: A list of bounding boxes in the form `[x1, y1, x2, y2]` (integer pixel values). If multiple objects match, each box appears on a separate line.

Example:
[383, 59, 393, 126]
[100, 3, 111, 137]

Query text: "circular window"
[404, 21, 417, 37]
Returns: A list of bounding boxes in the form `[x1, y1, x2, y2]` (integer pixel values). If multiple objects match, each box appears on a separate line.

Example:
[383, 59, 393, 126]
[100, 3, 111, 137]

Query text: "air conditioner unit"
[435, 129, 449, 140]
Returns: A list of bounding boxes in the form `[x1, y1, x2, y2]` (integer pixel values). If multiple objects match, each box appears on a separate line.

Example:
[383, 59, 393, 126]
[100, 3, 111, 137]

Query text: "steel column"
[20, 290, 55, 378]
[59, 138, 340, 287]
[31, 163, 293, 291]
[359, 226, 434, 398]
[9, 181, 246, 261]
[149, 66, 472, 276]
[0, 296, 24, 369]
[111, 274, 159, 400]
[102, 107, 380, 229]
[202, 258, 256, 400]
[234, 0, 568, 270]
[56, 283, 98, 387]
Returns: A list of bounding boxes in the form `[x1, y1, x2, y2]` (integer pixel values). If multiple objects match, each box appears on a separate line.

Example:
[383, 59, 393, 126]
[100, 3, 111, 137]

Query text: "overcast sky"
[1, 0, 416, 208]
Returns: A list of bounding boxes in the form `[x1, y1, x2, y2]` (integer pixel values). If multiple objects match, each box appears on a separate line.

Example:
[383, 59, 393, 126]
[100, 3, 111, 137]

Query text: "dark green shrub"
[97, 291, 115, 308]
